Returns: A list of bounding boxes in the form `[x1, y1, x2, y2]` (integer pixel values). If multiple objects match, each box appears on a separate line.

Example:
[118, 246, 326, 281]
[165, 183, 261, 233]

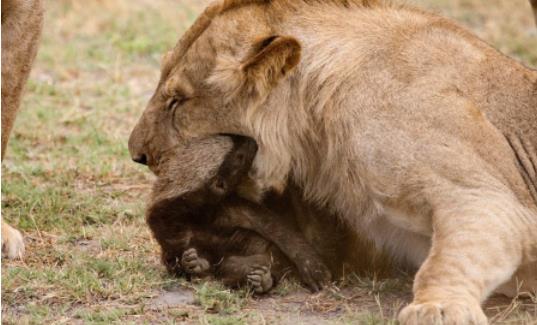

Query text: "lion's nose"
[132, 154, 148, 165]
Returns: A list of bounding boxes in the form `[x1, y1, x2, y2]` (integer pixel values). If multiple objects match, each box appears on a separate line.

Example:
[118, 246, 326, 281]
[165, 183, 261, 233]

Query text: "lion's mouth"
[148, 164, 160, 176]
[148, 154, 173, 177]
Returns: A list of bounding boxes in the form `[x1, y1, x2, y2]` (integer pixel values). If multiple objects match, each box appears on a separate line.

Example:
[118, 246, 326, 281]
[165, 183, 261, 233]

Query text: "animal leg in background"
[1, 0, 44, 259]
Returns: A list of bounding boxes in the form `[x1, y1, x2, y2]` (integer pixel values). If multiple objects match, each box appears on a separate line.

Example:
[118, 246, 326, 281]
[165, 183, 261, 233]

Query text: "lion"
[147, 135, 333, 293]
[1, 0, 44, 259]
[129, 0, 537, 324]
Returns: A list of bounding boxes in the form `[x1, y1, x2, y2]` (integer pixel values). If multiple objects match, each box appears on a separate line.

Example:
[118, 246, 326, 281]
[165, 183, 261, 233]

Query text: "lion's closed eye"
[167, 96, 188, 111]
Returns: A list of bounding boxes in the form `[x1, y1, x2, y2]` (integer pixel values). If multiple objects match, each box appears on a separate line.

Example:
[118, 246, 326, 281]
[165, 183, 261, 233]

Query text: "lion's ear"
[241, 35, 301, 92]
[161, 50, 173, 70]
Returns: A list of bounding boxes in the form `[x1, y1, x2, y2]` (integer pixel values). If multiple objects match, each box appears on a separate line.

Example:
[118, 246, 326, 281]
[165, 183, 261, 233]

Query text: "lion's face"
[128, 3, 301, 172]
[128, 48, 225, 173]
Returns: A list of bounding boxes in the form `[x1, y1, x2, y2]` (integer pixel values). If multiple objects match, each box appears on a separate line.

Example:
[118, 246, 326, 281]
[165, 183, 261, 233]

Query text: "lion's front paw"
[247, 265, 273, 294]
[398, 300, 487, 325]
[2, 224, 25, 260]
[181, 248, 210, 274]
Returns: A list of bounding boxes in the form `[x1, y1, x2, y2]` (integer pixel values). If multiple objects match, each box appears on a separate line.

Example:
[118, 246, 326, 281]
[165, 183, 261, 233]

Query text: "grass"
[194, 283, 250, 315]
[1, 0, 536, 324]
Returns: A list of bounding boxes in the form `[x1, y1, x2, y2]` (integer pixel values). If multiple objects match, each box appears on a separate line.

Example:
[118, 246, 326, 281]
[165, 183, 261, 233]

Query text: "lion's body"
[246, 3, 537, 311]
[1, 0, 44, 259]
[254, 0, 537, 273]
[130, 1, 537, 323]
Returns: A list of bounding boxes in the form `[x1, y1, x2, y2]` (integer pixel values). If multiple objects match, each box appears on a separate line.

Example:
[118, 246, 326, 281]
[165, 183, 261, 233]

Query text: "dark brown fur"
[146, 136, 332, 292]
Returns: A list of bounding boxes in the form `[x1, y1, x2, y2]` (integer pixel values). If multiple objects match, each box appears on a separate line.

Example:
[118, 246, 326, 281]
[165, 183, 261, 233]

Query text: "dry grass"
[1, 0, 536, 324]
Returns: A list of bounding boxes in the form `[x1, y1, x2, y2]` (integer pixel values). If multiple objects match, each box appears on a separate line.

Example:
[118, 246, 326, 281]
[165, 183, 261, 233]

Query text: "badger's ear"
[209, 178, 227, 196]
[241, 35, 301, 92]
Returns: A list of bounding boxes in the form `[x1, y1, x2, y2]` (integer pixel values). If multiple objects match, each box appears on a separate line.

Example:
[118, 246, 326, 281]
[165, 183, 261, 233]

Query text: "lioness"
[147, 135, 332, 293]
[1, 0, 44, 259]
[129, 1, 537, 324]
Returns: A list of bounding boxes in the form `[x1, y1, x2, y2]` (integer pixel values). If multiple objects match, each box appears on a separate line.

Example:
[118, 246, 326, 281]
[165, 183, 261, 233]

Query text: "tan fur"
[130, 1, 537, 323]
[1, 0, 44, 259]
[530, 0, 537, 24]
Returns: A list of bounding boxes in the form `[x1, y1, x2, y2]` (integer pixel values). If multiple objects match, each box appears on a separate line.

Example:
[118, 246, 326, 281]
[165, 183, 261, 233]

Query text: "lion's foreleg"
[399, 189, 536, 325]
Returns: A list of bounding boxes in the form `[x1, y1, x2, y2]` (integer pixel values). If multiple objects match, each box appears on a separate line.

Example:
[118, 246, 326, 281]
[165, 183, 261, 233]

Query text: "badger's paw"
[398, 300, 487, 325]
[2, 224, 25, 260]
[247, 265, 273, 294]
[181, 248, 210, 274]
[295, 258, 332, 293]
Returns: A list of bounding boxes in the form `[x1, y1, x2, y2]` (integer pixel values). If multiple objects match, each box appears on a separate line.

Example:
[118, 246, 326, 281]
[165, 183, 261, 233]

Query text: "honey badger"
[146, 135, 331, 293]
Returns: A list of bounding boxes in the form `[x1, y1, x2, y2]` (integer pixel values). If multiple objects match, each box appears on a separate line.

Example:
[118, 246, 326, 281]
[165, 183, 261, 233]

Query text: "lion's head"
[128, 0, 308, 172]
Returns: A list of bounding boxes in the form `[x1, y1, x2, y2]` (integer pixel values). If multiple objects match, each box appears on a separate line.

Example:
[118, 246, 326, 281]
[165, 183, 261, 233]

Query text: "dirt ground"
[2, 0, 536, 324]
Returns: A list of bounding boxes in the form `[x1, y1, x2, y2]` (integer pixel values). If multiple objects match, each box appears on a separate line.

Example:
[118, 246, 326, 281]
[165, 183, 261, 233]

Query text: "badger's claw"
[181, 248, 210, 274]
